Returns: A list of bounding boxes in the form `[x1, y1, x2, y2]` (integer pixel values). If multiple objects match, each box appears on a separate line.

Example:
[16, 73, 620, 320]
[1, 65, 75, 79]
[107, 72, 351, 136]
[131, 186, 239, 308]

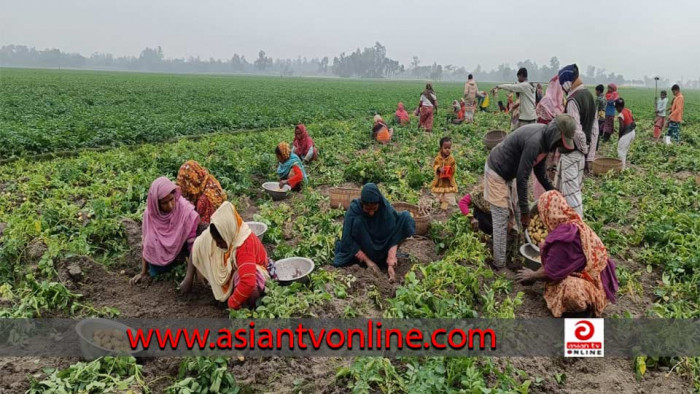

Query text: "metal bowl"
[75, 318, 142, 361]
[274, 257, 315, 286]
[246, 221, 268, 239]
[524, 203, 541, 252]
[519, 243, 542, 270]
[262, 182, 291, 201]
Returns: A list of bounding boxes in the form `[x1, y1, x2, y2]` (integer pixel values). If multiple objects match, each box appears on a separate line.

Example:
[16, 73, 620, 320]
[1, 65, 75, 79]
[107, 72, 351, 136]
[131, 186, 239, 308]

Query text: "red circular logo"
[574, 320, 595, 340]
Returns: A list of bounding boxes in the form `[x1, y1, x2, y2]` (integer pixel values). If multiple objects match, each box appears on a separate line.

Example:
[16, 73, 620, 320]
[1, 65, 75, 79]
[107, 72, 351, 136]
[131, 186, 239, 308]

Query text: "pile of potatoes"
[92, 329, 132, 353]
[527, 214, 549, 245]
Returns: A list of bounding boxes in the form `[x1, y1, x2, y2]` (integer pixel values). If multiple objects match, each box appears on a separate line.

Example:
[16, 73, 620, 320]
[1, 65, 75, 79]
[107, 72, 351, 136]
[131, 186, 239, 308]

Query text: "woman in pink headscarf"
[394, 102, 410, 125]
[130, 177, 200, 284]
[533, 75, 565, 199]
[291, 124, 318, 163]
[536, 75, 565, 124]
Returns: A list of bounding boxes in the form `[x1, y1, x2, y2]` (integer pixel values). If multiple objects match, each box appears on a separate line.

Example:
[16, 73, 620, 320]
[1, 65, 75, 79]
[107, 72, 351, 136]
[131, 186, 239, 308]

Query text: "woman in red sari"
[394, 102, 410, 125]
[418, 83, 438, 132]
[291, 124, 318, 163]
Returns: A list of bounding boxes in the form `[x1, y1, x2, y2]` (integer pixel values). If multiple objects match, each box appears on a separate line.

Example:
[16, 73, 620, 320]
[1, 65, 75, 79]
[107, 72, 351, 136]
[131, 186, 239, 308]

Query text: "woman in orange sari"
[176, 160, 228, 224]
[516, 191, 618, 317]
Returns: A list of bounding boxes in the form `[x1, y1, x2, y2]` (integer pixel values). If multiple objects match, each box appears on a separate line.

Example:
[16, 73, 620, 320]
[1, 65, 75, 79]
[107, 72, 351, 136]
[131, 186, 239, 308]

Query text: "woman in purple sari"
[516, 191, 618, 317]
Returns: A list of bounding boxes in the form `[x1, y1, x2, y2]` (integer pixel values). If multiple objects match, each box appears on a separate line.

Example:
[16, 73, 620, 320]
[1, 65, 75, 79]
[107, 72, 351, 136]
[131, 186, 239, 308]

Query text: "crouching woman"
[516, 191, 619, 317]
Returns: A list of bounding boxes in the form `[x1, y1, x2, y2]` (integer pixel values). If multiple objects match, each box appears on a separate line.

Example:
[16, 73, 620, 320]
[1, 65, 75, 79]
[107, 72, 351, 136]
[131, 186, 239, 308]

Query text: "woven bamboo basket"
[393, 202, 431, 235]
[484, 130, 507, 150]
[591, 157, 623, 175]
[329, 187, 362, 210]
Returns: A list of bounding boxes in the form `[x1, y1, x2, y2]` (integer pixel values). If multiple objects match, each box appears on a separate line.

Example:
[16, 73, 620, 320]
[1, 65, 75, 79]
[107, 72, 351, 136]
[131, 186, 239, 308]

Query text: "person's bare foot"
[179, 278, 193, 293]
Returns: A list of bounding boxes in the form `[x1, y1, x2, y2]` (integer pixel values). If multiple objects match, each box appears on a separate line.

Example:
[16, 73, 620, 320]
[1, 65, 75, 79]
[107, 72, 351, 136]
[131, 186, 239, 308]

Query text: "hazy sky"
[1, 0, 698, 81]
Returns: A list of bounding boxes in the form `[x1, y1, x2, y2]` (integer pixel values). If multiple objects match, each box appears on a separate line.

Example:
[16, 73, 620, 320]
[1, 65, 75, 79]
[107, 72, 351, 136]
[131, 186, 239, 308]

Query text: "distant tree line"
[0, 43, 693, 87]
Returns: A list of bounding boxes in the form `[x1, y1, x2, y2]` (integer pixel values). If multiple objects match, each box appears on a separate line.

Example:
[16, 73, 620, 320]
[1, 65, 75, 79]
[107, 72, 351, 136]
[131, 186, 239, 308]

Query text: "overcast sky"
[1, 0, 698, 81]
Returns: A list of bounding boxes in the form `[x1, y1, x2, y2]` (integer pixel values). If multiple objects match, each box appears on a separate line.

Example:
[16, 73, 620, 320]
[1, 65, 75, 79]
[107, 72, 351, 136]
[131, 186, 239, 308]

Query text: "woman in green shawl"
[333, 183, 416, 281]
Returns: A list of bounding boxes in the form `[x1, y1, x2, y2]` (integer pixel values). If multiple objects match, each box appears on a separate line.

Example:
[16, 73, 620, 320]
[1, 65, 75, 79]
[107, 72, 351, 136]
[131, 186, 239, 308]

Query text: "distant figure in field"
[509, 94, 521, 131]
[372, 114, 394, 143]
[493, 67, 537, 129]
[536, 83, 544, 105]
[666, 84, 684, 144]
[463, 74, 478, 122]
[653, 90, 668, 141]
[418, 83, 438, 132]
[601, 83, 619, 142]
[595, 85, 606, 145]
[394, 102, 410, 125]
[614, 98, 636, 170]
[477, 91, 490, 112]
[292, 124, 318, 163]
[450, 100, 465, 124]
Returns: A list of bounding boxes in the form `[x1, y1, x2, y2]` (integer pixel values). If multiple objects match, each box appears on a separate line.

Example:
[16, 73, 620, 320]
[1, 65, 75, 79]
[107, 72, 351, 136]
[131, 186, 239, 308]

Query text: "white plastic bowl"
[75, 318, 142, 361]
[274, 257, 315, 285]
[246, 221, 268, 238]
[262, 182, 291, 201]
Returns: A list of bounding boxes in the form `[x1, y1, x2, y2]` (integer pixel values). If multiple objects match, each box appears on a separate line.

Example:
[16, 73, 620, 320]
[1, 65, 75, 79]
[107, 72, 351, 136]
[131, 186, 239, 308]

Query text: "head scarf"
[395, 102, 410, 123]
[538, 191, 610, 285]
[605, 84, 619, 101]
[276, 142, 308, 182]
[191, 201, 252, 301]
[333, 183, 415, 267]
[292, 124, 315, 158]
[142, 177, 200, 265]
[176, 160, 227, 222]
[536, 75, 565, 122]
[557, 64, 577, 92]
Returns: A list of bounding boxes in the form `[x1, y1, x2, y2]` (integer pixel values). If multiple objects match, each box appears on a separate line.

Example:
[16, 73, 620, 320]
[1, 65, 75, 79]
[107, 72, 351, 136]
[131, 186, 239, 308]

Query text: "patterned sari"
[177, 160, 227, 224]
[538, 191, 617, 317]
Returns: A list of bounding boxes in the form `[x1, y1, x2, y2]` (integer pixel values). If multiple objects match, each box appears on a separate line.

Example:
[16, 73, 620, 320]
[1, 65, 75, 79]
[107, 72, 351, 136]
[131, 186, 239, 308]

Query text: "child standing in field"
[430, 137, 458, 210]
[666, 84, 684, 144]
[615, 98, 636, 170]
[654, 91, 668, 141]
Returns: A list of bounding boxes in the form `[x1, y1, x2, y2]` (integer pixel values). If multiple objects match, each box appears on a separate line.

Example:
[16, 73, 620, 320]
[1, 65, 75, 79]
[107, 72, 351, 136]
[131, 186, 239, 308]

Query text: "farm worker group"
[128, 64, 687, 318]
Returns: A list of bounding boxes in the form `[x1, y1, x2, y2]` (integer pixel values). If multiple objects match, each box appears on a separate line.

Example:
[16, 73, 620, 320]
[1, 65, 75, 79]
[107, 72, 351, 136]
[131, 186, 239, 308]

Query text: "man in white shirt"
[493, 68, 536, 129]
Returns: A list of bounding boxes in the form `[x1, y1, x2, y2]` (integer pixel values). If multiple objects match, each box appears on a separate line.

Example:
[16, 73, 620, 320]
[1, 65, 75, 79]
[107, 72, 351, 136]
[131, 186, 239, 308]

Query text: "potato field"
[0, 68, 698, 393]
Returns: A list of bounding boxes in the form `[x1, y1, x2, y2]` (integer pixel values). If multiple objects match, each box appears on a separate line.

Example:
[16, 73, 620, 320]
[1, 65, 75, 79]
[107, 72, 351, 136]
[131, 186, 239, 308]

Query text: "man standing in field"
[492, 68, 536, 129]
[557, 64, 597, 217]
[483, 115, 576, 268]
[463, 74, 478, 123]
[666, 84, 684, 144]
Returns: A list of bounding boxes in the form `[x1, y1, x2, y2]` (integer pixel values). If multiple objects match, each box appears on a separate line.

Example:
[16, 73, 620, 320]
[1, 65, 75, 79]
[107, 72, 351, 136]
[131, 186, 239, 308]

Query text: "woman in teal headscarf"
[276, 142, 308, 191]
[334, 183, 416, 281]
